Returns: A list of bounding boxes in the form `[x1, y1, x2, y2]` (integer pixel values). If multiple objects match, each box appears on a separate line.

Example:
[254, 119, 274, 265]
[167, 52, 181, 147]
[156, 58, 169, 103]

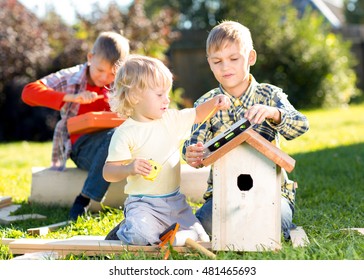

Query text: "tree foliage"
[74, 0, 179, 61]
[0, 0, 51, 90]
[145, 0, 360, 108]
[224, 2, 359, 108]
[0, 0, 56, 141]
[344, 0, 364, 24]
[0, 0, 180, 141]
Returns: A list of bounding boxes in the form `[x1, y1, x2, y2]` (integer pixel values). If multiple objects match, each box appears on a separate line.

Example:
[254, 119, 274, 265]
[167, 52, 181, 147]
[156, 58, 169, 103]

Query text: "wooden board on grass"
[341, 228, 364, 235]
[290, 226, 310, 248]
[3, 236, 212, 257]
[0, 196, 12, 209]
[0, 204, 46, 224]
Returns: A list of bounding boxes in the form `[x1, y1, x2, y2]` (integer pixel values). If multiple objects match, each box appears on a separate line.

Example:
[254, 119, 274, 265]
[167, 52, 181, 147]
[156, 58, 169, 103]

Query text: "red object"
[67, 112, 125, 135]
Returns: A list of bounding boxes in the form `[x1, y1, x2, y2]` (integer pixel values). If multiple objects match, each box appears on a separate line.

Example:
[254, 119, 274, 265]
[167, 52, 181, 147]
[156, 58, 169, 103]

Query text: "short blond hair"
[109, 54, 173, 116]
[91, 31, 130, 65]
[206, 20, 253, 57]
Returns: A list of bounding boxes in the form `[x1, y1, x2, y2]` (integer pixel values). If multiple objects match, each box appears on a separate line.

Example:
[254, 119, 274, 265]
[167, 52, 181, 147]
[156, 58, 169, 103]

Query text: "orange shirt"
[21, 80, 110, 144]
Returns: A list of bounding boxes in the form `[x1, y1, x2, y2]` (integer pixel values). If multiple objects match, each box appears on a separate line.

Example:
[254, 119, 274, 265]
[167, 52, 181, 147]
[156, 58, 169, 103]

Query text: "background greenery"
[0, 0, 363, 261]
[0, 103, 363, 260]
[1, 0, 363, 142]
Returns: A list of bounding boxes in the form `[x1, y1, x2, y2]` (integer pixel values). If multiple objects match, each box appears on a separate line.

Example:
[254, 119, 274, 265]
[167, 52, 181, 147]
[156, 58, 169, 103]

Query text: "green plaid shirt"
[182, 75, 309, 205]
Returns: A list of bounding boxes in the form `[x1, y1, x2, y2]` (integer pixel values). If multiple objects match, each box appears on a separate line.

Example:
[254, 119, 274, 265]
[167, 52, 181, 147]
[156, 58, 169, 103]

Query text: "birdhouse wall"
[212, 143, 281, 251]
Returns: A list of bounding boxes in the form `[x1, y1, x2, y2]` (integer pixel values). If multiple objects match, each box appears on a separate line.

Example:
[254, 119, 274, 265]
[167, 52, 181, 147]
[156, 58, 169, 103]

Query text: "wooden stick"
[185, 238, 216, 259]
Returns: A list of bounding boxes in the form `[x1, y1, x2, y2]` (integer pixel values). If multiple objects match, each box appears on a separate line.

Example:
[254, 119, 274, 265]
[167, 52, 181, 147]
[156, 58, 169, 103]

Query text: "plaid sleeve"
[267, 88, 309, 140]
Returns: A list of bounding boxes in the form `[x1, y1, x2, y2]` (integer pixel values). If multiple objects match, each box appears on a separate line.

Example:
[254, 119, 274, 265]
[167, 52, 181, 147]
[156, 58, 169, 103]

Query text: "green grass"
[0, 104, 363, 260]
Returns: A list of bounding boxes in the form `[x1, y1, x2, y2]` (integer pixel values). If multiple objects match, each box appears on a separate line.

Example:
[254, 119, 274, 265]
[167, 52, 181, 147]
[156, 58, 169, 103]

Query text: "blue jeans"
[70, 129, 115, 202]
[196, 196, 295, 241]
[116, 192, 201, 245]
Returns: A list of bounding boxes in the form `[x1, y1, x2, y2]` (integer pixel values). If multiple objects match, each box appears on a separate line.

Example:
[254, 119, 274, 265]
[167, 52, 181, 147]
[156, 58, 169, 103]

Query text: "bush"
[216, 0, 360, 108]
[253, 9, 359, 109]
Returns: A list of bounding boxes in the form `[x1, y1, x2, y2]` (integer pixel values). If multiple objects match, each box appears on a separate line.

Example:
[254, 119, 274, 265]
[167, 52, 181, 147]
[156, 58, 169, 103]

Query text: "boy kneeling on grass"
[103, 54, 231, 245]
[183, 20, 310, 241]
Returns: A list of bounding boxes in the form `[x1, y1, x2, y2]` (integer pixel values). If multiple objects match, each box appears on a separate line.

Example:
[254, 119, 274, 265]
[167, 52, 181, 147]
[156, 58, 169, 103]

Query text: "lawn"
[0, 104, 363, 260]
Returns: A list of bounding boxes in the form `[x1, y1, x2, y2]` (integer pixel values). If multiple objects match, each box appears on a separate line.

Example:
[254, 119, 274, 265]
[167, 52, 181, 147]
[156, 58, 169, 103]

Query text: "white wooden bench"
[29, 164, 210, 211]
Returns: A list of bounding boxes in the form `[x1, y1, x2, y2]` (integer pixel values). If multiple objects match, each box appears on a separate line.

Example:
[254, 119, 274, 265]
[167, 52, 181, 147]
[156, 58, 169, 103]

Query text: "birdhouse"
[203, 128, 295, 251]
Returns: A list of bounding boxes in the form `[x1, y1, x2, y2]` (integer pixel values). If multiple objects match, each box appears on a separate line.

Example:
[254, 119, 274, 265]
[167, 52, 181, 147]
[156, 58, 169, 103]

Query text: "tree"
[75, 0, 180, 62]
[146, 0, 360, 108]
[0, 0, 57, 141]
[217, 1, 359, 108]
[40, 8, 87, 74]
[345, 0, 364, 24]
[145, 0, 220, 29]
[0, 0, 51, 90]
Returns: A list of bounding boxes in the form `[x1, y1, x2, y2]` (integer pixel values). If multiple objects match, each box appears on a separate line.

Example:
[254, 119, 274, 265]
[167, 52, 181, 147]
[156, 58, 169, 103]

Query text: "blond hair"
[109, 54, 173, 116]
[91, 31, 130, 65]
[206, 20, 253, 57]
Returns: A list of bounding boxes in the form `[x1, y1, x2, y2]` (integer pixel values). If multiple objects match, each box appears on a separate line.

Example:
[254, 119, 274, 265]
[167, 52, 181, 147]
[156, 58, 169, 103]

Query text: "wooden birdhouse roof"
[202, 129, 295, 173]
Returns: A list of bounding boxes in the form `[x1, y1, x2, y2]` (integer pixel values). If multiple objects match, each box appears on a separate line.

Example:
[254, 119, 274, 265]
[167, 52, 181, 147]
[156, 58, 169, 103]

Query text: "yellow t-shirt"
[107, 108, 196, 195]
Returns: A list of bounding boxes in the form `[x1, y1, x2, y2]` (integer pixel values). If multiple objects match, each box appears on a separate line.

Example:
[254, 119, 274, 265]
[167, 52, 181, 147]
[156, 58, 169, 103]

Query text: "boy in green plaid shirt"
[182, 20, 309, 241]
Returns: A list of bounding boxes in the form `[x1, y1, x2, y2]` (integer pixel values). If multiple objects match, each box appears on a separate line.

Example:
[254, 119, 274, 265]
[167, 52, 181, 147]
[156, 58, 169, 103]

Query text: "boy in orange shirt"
[22, 32, 130, 220]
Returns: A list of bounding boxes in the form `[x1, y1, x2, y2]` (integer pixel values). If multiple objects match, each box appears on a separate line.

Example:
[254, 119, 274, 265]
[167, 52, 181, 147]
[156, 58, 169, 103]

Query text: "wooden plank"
[4, 237, 212, 257]
[27, 221, 70, 236]
[0, 205, 21, 219]
[203, 129, 295, 173]
[341, 228, 364, 235]
[290, 226, 309, 248]
[11, 251, 59, 260]
[0, 238, 16, 245]
[0, 214, 47, 224]
[0, 204, 46, 224]
[0, 196, 12, 209]
[350, 228, 364, 235]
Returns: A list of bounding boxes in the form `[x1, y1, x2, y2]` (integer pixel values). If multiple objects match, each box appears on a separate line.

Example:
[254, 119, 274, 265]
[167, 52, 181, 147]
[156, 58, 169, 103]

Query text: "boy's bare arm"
[195, 94, 231, 123]
[103, 159, 152, 182]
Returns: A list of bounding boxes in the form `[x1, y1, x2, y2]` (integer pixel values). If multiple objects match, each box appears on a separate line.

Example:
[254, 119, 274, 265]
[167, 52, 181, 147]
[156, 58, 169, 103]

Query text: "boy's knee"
[117, 224, 151, 245]
[117, 215, 161, 245]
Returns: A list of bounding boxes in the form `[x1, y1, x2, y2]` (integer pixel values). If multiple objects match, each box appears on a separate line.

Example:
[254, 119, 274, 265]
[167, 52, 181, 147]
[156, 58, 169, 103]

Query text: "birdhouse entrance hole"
[237, 174, 253, 191]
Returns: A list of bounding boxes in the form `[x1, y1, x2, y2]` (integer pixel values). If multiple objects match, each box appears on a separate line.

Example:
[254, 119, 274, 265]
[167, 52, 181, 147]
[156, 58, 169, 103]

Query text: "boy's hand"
[128, 158, 152, 176]
[244, 104, 281, 125]
[64, 91, 104, 104]
[214, 94, 231, 110]
[185, 142, 204, 168]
